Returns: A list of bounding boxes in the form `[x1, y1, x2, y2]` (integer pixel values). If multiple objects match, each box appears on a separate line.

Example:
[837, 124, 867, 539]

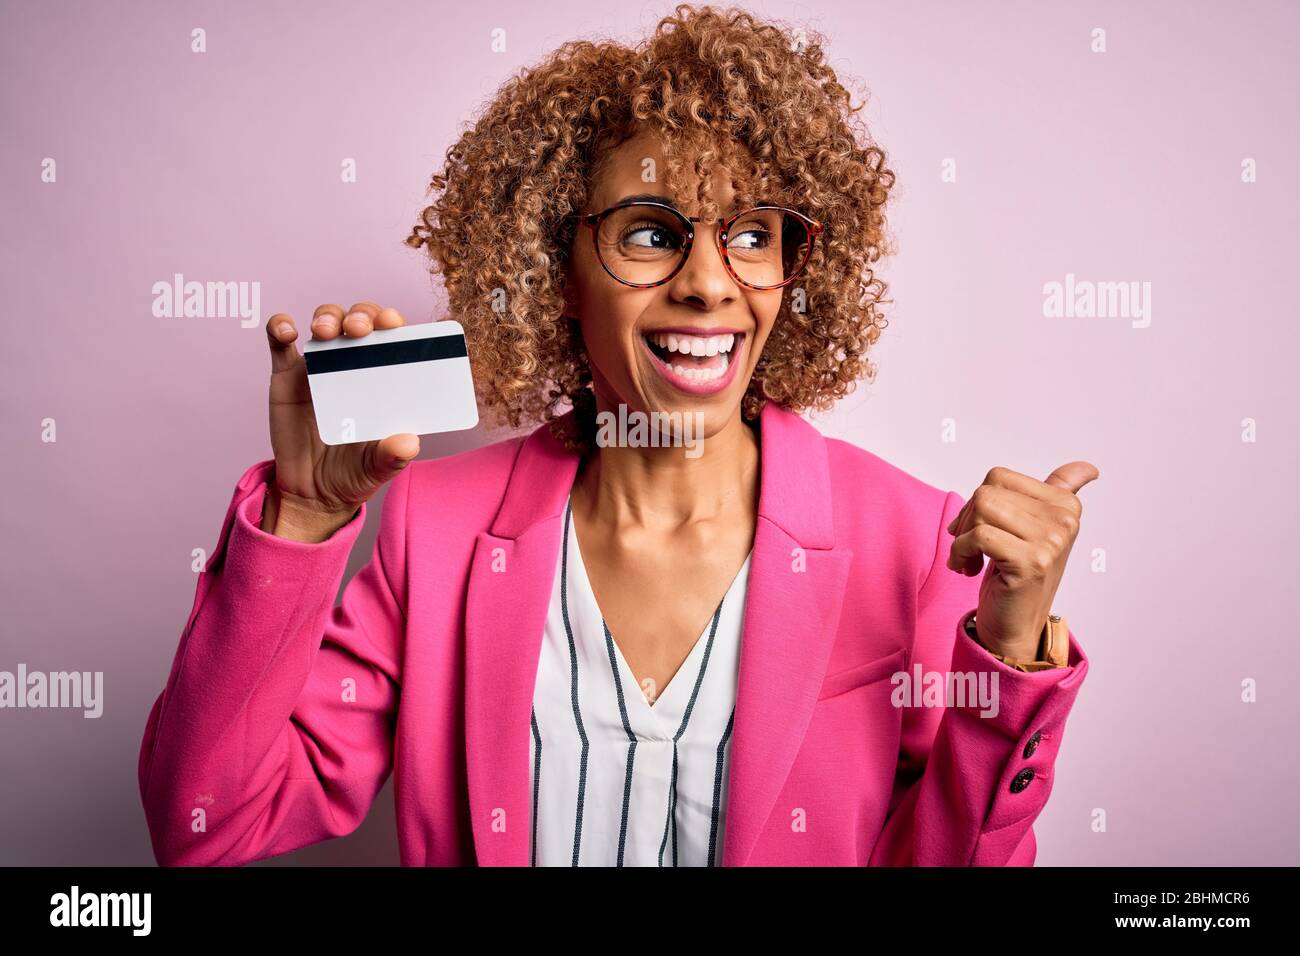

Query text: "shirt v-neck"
[562, 496, 752, 741]
[527, 499, 753, 865]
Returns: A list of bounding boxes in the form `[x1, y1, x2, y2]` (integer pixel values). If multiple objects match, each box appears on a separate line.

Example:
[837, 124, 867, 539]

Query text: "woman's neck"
[571, 405, 760, 534]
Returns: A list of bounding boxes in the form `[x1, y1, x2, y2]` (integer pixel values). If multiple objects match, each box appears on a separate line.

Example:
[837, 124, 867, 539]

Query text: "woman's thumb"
[368, 433, 421, 485]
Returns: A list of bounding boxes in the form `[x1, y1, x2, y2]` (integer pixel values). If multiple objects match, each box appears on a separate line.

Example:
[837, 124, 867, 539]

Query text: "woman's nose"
[671, 221, 739, 304]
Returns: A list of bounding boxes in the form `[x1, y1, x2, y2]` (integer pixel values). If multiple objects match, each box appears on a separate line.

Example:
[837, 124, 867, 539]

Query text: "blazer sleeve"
[137, 457, 409, 866]
[868, 489, 1090, 866]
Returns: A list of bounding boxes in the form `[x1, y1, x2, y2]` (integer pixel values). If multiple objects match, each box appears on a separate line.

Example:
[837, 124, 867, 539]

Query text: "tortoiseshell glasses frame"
[575, 199, 823, 291]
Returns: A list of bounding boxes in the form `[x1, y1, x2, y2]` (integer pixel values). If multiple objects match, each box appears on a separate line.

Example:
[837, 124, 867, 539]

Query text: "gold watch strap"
[966, 613, 1069, 672]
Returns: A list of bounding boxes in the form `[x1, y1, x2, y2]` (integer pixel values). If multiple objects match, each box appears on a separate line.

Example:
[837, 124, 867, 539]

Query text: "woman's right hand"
[262, 302, 421, 542]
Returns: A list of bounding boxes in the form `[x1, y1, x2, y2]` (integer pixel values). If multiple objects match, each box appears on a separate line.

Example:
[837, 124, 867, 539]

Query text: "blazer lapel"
[721, 403, 854, 867]
[463, 420, 579, 866]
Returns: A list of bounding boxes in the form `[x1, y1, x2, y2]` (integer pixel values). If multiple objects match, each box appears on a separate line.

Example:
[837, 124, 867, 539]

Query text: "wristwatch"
[964, 612, 1069, 672]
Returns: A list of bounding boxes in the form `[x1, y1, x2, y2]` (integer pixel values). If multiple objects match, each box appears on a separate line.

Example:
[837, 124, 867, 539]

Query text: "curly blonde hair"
[405, 3, 895, 451]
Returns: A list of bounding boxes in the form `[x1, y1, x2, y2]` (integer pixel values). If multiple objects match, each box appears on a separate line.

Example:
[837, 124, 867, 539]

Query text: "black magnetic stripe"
[561, 500, 589, 867]
[659, 595, 726, 867]
[530, 707, 542, 867]
[603, 620, 638, 868]
[707, 707, 736, 867]
[303, 334, 467, 375]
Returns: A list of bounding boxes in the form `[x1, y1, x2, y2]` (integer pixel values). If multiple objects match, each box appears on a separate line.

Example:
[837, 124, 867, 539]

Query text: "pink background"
[2, 0, 1296, 865]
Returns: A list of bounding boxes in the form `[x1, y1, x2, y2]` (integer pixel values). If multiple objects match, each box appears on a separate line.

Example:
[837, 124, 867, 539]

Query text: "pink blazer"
[139, 401, 1089, 866]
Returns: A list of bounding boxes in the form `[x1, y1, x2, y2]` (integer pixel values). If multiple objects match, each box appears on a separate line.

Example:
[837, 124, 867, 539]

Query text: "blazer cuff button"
[1009, 767, 1035, 794]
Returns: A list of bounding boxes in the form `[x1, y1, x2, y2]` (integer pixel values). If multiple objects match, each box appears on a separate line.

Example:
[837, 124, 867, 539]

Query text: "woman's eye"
[729, 228, 772, 251]
[622, 225, 678, 249]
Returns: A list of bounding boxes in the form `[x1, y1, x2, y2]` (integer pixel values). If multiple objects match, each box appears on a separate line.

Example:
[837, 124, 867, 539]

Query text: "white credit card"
[303, 319, 479, 445]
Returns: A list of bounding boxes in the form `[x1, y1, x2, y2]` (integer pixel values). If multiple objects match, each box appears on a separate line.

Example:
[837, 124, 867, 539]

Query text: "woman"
[139, 4, 1096, 866]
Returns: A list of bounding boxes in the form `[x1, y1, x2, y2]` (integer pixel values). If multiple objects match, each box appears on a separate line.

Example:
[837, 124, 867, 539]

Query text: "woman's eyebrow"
[612, 193, 759, 215]
[615, 192, 683, 209]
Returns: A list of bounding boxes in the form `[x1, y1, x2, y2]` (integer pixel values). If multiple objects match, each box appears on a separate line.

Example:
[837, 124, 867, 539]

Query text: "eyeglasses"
[575, 200, 822, 291]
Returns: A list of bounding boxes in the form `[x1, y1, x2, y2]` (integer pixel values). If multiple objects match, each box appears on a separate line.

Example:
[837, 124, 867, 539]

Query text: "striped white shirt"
[528, 497, 752, 866]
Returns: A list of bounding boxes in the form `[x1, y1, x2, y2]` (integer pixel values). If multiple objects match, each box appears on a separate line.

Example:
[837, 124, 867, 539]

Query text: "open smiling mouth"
[641, 330, 745, 394]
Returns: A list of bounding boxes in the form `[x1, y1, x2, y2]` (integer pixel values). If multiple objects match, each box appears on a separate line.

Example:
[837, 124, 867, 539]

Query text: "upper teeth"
[646, 332, 736, 357]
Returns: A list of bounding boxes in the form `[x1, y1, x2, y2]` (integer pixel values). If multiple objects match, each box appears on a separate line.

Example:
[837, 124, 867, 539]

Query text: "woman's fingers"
[949, 484, 1050, 543]
[342, 301, 382, 337]
[949, 465, 1089, 536]
[310, 301, 406, 338]
[311, 304, 345, 340]
[949, 517, 1064, 586]
[947, 485, 1056, 577]
[374, 306, 406, 330]
[265, 313, 302, 374]
[948, 521, 1024, 576]
[309, 302, 404, 340]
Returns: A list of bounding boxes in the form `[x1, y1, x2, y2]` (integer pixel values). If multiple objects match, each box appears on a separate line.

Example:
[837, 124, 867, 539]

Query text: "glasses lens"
[725, 208, 812, 289]
[596, 205, 690, 286]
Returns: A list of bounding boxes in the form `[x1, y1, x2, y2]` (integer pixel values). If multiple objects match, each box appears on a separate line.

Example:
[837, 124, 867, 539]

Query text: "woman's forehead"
[589, 137, 748, 212]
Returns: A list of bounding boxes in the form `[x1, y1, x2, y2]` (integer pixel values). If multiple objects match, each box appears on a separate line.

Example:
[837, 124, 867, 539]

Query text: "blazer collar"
[463, 401, 852, 866]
